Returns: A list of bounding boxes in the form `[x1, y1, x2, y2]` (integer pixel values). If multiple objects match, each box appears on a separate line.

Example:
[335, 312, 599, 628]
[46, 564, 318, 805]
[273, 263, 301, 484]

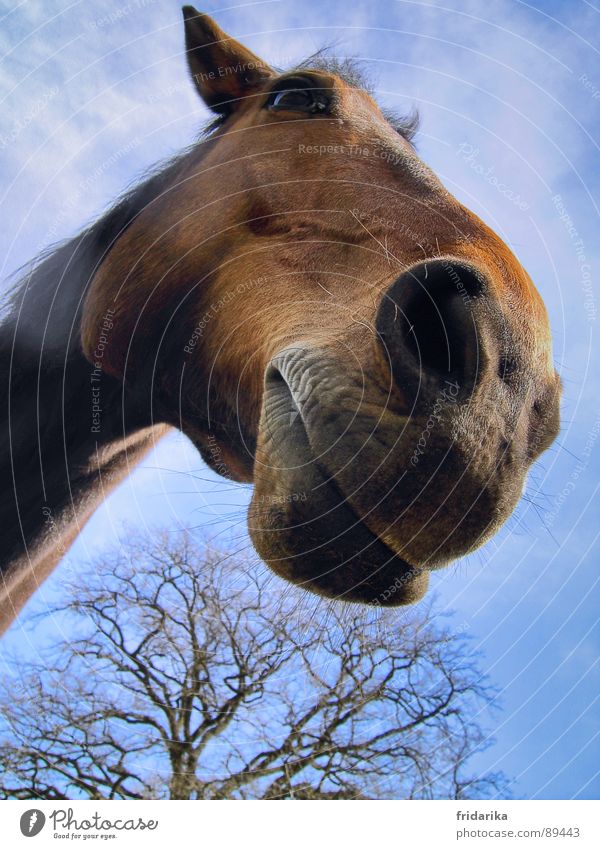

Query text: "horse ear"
[182, 7, 274, 114]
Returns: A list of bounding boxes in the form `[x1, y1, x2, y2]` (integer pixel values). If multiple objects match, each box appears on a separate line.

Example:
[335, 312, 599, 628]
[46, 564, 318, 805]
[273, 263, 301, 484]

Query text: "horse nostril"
[376, 259, 488, 400]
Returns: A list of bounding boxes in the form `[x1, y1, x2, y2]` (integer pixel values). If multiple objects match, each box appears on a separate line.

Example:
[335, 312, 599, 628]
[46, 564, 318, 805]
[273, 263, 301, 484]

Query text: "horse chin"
[247, 381, 428, 606]
[248, 498, 429, 606]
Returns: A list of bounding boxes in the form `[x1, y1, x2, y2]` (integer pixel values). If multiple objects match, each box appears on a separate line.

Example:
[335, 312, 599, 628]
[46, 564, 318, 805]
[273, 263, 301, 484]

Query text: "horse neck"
[0, 234, 162, 634]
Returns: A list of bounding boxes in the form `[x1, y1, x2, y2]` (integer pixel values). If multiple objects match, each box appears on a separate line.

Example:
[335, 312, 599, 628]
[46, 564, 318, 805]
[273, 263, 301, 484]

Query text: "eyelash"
[266, 78, 331, 114]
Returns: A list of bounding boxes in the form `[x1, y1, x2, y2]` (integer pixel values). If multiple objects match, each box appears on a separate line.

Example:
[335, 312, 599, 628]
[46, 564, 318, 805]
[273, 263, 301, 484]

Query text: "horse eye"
[267, 83, 329, 113]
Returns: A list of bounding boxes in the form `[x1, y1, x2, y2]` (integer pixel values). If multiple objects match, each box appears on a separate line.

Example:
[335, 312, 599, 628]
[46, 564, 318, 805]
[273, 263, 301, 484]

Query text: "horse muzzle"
[248, 259, 528, 605]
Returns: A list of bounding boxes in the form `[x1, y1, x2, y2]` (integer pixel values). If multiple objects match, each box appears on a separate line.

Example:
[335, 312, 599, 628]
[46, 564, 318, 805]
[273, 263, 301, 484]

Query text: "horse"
[0, 7, 561, 635]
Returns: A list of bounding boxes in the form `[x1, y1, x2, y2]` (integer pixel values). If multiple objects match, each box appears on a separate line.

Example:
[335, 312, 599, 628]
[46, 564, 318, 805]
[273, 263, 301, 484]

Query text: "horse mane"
[1, 53, 418, 357]
[0, 143, 202, 359]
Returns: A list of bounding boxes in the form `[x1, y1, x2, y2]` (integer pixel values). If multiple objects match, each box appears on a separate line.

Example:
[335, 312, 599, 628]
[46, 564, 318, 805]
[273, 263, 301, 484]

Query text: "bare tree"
[0, 531, 508, 800]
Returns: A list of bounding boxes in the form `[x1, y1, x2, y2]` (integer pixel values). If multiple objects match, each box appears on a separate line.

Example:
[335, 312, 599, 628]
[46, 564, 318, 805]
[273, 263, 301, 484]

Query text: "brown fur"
[0, 8, 560, 630]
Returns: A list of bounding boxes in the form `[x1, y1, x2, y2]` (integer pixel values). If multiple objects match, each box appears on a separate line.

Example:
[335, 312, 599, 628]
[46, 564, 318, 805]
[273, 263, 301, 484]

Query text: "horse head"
[79, 8, 561, 606]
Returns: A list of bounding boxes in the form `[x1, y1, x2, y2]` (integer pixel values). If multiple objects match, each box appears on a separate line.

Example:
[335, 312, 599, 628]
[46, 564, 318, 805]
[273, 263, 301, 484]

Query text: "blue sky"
[0, 0, 598, 799]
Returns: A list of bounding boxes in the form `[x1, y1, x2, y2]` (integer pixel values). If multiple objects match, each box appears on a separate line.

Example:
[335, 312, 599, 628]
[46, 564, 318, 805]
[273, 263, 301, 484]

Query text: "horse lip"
[251, 356, 429, 605]
[301, 461, 430, 606]
[250, 465, 429, 606]
[264, 348, 411, 544]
